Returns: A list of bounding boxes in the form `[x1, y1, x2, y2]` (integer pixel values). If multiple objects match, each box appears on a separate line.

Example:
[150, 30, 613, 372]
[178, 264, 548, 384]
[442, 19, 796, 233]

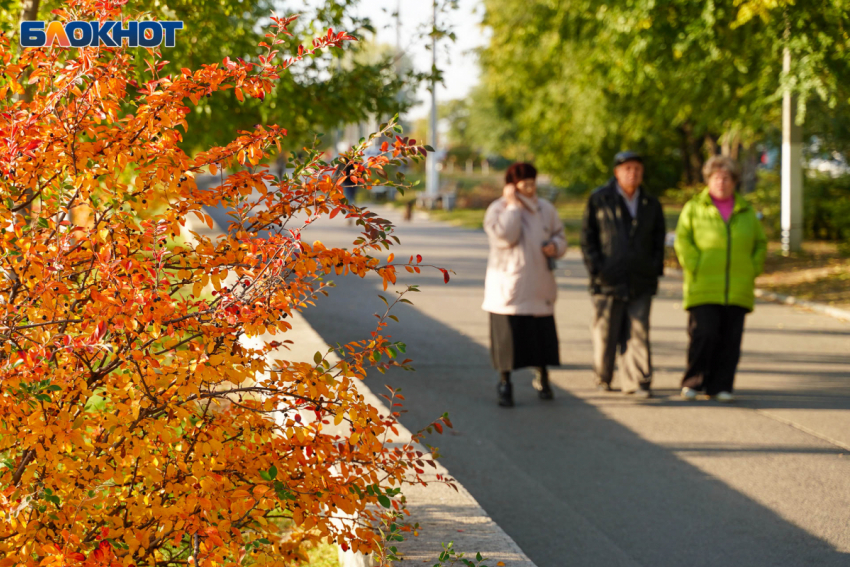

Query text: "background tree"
[475, 0, 850, 192]
[1, 0, 417, 152]
[0, 1, 452, 565]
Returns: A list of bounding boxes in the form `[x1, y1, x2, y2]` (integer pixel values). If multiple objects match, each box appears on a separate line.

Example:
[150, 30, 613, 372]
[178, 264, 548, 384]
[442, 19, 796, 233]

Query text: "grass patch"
[757, 243, 850, 309]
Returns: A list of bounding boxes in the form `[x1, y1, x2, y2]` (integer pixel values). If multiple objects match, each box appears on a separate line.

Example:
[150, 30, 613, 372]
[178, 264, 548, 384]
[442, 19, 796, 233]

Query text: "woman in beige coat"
[482, 163, 567, 407]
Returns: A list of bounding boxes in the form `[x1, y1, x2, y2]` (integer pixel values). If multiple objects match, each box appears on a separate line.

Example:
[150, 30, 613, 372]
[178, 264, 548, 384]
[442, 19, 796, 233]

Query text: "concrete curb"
[285, 312, 537, 567]
[753, 288, 850, 322]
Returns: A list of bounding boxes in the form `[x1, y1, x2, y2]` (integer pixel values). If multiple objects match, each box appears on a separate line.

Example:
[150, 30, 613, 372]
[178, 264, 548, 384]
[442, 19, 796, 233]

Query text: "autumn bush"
[0, 2, 451, 566]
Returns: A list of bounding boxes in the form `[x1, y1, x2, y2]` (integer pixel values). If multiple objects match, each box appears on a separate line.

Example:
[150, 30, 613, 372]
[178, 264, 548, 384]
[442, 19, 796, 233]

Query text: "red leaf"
[440, 269, 450, 284]
[92, 540, 112, 561]
[416, 254, 422, 264]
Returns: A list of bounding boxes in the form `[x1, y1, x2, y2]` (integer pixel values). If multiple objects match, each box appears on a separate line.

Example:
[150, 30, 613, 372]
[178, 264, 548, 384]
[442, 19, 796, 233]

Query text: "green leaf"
[377, 494, 391, 508]
[313, 351, 323, 365]
[268, 466, 277, 479]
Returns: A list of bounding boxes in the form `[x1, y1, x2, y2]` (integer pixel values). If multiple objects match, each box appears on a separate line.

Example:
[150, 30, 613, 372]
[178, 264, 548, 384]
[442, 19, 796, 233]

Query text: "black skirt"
[489, 313, 560, 372]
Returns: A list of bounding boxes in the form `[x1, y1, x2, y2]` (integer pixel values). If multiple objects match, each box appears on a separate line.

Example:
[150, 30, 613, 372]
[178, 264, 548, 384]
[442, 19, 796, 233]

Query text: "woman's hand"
[542, 242, 558, 257]
[503, 183, 520, 207]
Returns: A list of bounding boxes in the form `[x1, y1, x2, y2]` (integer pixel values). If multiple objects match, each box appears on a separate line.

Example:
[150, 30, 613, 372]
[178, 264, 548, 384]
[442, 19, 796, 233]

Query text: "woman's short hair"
[505, 162, 537, 185]
[703, 155, 741, 184]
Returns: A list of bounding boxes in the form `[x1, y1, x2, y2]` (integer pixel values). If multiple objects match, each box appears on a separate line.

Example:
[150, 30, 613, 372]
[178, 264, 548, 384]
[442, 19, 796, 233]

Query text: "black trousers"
[682, 304, 748, 395]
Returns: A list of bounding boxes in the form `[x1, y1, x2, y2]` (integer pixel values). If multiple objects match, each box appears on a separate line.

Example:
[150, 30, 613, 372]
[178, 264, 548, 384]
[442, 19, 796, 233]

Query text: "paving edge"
[284, 313, 536, 567]
[753, 288, 850, 322]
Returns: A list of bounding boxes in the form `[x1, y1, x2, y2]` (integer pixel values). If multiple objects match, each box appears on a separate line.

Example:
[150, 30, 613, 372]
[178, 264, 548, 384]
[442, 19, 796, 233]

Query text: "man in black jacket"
[580, 151, 666, 397]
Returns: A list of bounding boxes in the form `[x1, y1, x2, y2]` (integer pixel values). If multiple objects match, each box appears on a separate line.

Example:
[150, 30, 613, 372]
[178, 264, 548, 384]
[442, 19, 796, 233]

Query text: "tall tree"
[1, 0, 416, 152]
[476, 0, 850, 190]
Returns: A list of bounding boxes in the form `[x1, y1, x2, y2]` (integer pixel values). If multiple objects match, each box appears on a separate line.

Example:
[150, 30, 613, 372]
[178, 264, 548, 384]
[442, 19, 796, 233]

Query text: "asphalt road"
[288, 203, 850, 567]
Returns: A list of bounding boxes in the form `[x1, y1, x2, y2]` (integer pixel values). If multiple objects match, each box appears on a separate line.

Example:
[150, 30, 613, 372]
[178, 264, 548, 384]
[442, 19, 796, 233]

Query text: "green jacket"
[674, 189, 768, 311]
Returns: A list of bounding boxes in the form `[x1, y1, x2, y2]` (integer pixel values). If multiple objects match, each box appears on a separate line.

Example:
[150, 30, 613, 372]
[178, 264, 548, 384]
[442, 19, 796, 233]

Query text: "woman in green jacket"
[674, 156, 768, 402]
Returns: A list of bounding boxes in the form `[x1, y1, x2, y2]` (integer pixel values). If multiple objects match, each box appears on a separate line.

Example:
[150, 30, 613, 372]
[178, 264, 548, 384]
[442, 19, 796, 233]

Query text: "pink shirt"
[712, 195, 735, 223]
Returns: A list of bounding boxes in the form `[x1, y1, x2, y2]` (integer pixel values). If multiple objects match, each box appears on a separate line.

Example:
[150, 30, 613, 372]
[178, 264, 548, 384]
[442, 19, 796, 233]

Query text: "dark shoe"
[497, 381, 514, 407]
[596, 381, 613, 392]
[533, 375, 554, 400]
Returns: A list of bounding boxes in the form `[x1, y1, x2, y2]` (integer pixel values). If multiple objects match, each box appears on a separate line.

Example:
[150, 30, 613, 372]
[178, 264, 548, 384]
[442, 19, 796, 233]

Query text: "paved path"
[290, 204, 850, 567]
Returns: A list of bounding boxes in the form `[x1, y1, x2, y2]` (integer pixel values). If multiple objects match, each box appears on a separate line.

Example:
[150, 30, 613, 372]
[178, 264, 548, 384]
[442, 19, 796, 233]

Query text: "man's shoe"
[596, 381, 613, 392]
[715, 391, 735, 403]
[629, 388, 652, 399]
[533, 375, 554, 400]
[622, 388, 651, 399]
[681, 387, 698, 401]
[497, 382, 514, 407]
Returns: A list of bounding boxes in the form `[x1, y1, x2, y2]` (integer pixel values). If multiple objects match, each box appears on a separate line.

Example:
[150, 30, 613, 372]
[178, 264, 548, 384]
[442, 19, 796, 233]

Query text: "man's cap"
[614, 150, 643, 167]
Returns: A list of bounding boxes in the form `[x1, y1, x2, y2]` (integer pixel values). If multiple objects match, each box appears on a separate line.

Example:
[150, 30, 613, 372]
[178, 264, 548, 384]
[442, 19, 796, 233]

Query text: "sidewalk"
[185, 203, 538, 566]
[298, 204, 850, 567]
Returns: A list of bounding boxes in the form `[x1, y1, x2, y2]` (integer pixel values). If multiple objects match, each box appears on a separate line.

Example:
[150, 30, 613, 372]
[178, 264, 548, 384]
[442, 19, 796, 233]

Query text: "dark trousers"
[591, 294, 653, 392]
[682, 304, 748, 395]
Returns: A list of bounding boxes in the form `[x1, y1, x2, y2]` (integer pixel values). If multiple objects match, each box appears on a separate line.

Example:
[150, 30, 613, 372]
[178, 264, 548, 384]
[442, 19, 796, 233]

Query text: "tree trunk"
[740, 145, 760, 194]
[678, 126, 695, 185]
[721, 130, 742, 160]
[18, 0, 41, 30]
[678, 122, 705, 185]
[705, 134, 720, 157]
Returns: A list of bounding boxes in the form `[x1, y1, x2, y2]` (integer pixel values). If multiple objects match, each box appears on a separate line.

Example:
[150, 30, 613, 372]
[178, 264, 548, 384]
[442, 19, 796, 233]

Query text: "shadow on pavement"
[300, 270, 849, 567]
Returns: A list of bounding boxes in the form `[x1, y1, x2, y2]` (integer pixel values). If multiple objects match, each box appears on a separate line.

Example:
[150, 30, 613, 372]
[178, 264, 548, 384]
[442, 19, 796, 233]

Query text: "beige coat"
[482, 195, 567, 316]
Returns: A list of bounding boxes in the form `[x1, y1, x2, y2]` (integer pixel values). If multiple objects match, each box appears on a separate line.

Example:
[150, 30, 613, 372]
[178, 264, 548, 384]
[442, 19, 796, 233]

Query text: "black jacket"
[580, 179, 666, 299]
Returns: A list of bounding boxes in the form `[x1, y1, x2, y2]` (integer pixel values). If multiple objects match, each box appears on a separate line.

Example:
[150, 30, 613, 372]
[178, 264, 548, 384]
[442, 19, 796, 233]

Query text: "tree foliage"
[0, 1, 451, 565]
[475, 0, 850, 190]
[1, 0, 414, 152]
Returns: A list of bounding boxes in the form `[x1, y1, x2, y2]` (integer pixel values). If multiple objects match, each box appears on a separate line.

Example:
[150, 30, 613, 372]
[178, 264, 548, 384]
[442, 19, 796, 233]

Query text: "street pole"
[781, 46, 803, 255]
[425, 0, 439, 204]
